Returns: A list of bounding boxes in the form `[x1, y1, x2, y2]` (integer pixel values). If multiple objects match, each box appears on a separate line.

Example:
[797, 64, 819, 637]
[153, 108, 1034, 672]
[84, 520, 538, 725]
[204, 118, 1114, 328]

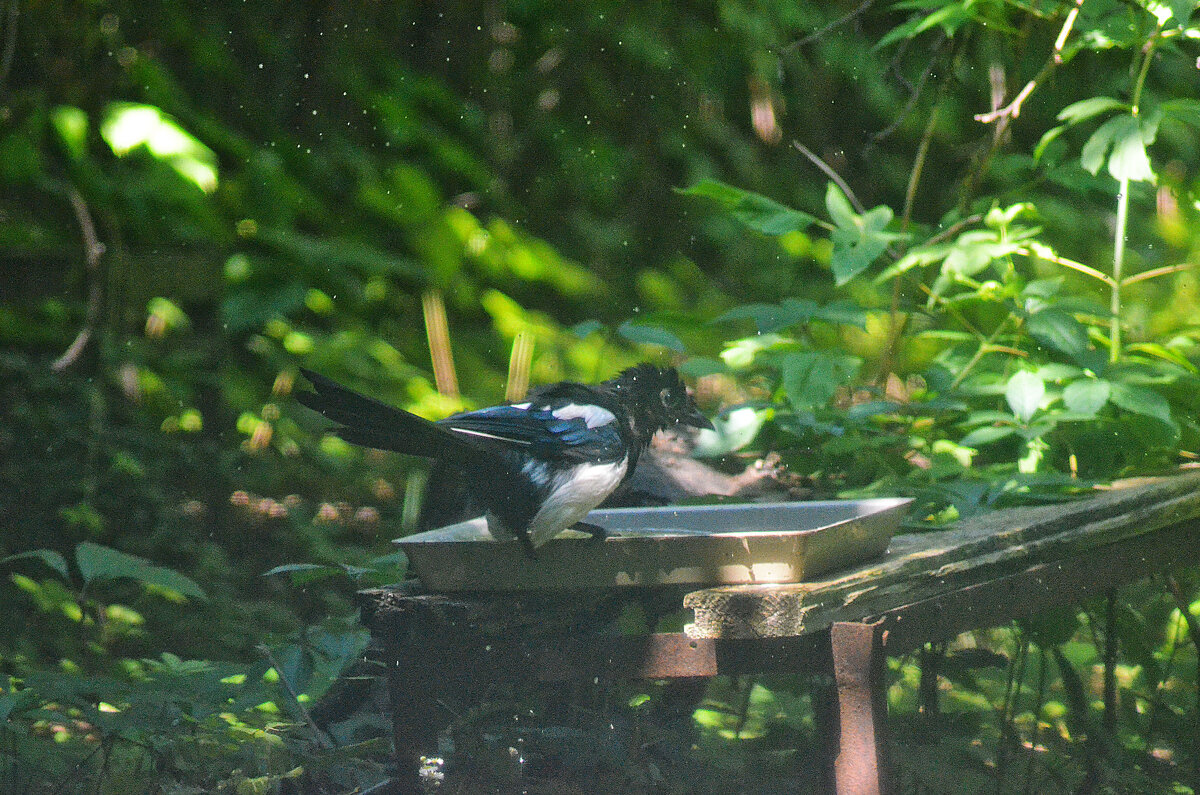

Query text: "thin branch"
[257, 644, 333, 750]
[925, 213, 985, 247]
[779, 0, 877, 53]
[1017, 245, 1116, 287]
[1121, 263, 1195, 286]
[873, 41, 945, 144]
[52, 187, 107, 372]
[792, 139, 865, 214]
[973, 0, 1083, 126]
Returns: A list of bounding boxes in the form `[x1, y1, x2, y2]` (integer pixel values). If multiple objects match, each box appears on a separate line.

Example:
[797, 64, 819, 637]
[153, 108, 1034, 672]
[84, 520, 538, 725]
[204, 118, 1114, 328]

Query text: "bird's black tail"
[297, 369, 478, 465]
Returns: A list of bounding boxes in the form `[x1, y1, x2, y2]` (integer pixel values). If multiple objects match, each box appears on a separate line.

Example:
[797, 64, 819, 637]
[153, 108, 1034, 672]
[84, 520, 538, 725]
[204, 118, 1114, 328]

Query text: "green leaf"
[76, 542, 206, 600]
[714, 302, 811, 333]
[262, 563, 331, 577]
[1, 549, 70, 579]
[1027, 308, 1090, 361]
[778, 351, 861, 410]
[960, 425, 1017, 447]
[829, 202, 898, 285]
[825, 183, 858, 230]
[1080, 114, 1157, 183]
[678, 179, 816, 236]
[570, 320, 605, 338]
[1056, 97, 1127, 125]
[617, 321, 686, 352]
[812, 300, 868, 330]
[1062, 379, 1111, 415]
[1165, 0, 1197, 27]
[1109, 382, 1175, 429]
[1005, 370, 1045, 423]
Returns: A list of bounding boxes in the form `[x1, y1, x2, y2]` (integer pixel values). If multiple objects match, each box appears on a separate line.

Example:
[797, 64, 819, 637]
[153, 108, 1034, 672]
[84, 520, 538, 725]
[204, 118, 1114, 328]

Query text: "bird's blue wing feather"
[440, 404, 621, 460]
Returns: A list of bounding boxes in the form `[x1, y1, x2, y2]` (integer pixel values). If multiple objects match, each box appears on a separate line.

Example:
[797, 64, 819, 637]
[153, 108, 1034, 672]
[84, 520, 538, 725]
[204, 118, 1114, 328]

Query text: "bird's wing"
[442, 403, 624, 461]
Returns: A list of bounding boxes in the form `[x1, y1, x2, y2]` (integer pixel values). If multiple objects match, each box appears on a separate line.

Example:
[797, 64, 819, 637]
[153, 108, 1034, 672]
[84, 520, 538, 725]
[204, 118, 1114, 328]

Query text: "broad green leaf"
[1056, 96, 1127, 125]
[1026, 308, 1090, 361]
[779, 351, 861, 410]
[617, 321, 686, 352]
[1, 549, 70, 579]
[262, 563, 331, 577]
[1063, 378, 1111, 415]
[1165, 0, 1197, 27]
[714, 302, 811, 333]
[1005, 370, 1045, 423]
[960, 425, 1017, 447]
[1109, 382, 1175, 429]
[570, 320, 605, 338]
[76, 542, 207, 600]
[681, 357, 727, 378]
[830, 203, 898, 286]
[825, 183, 858, 231]
[678, 179, 817, 236]
[812, 299, 868, 329]
[1080, 114, 1157, 183]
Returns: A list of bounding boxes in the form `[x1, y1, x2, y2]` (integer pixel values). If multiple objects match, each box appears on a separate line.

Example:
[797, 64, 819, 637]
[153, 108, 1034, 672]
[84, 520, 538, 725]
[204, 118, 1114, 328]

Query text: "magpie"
[297, 363, 712, 552]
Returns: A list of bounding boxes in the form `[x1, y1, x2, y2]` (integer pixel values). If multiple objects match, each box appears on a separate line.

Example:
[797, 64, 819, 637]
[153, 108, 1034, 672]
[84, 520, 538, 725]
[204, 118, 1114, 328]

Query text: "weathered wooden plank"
[685, 471, 1200, 639]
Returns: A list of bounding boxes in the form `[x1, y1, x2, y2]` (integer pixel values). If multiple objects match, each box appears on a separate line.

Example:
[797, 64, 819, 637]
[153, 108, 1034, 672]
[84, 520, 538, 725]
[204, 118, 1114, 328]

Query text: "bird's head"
[610, 363, 713, 442]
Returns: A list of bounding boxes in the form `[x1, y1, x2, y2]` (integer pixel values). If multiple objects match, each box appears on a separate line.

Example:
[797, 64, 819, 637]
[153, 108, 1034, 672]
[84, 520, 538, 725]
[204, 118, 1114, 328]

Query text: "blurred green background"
[3, 0, 1200, 791]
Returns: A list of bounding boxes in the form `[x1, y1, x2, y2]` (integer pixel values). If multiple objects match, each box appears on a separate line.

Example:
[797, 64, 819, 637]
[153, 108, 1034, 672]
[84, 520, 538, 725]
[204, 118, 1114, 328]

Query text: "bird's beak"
[684, 406, 715, 430]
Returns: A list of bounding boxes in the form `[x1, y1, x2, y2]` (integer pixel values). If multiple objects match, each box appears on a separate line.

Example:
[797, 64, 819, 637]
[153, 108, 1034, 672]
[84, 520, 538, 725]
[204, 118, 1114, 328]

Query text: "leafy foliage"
[4, 0, 1200, 789]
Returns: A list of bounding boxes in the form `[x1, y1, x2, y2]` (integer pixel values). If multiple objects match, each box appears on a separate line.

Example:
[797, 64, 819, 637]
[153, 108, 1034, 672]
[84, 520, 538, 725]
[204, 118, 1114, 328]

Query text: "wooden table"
[359, 471, 1200, 793]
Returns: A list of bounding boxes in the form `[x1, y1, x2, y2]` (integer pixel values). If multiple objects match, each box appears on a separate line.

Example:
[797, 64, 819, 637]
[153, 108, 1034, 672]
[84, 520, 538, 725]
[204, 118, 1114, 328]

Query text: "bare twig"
[792, 139, 865, 214]
[1121, 262, 1195, 286]
[1017, 244, 1116, 287]
[52, 187, 107, 372]
[779, 0, 877, 53]
[974, 0, 1084, 126]
[256, 644, 333, 750]
[925, 213, 985, 247]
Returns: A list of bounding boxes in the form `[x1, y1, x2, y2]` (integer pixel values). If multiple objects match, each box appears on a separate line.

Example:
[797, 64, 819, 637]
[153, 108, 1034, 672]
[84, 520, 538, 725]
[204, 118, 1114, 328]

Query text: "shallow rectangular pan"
[396, 498, 911, 592]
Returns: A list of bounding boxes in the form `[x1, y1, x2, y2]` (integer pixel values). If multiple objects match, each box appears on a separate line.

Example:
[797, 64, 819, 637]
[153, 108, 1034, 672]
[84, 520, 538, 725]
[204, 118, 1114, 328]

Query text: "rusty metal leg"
[831, 621, 891, 795]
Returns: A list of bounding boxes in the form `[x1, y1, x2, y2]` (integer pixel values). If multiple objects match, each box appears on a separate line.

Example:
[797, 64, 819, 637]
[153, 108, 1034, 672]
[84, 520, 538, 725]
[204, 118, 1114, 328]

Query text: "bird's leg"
[517, 531, 537, 560]
[571, 521, 608, 542]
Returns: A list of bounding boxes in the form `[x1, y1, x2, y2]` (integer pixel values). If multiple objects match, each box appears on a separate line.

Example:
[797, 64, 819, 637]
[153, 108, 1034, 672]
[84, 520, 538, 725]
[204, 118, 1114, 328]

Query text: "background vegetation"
[2, 0, 1200, 791]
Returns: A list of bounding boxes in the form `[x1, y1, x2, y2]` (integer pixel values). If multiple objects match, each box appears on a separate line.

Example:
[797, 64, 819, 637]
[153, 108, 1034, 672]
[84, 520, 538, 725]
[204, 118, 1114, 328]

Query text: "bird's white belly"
[525, 456, 628, 548]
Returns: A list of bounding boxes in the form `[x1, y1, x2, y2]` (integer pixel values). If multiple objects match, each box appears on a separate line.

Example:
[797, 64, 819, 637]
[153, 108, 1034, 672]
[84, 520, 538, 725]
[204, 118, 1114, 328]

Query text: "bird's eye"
[659, 387, 680, 407]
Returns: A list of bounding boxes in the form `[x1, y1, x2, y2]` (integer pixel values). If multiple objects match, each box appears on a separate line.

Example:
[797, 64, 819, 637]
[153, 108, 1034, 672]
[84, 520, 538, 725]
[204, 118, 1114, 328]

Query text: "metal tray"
[396, 498, 912, 592]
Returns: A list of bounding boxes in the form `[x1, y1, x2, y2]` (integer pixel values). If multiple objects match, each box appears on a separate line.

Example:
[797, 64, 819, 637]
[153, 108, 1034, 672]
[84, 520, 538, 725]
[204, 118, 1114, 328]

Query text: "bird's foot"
[571, 521, 608, 542]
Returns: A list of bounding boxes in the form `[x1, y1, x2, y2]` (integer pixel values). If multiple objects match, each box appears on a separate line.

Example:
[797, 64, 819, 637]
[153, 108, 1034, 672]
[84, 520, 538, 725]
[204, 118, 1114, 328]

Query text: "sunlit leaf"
[1080, 113, 1158, 183]
[100, 102, 219, 192]
[694, 406, 772, 457]
[1005, 370, 1045, 423]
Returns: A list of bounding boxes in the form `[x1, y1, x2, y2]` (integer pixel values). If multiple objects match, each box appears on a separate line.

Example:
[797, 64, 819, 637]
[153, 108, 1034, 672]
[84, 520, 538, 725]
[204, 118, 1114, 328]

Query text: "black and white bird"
[297, 364, 712, 552]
